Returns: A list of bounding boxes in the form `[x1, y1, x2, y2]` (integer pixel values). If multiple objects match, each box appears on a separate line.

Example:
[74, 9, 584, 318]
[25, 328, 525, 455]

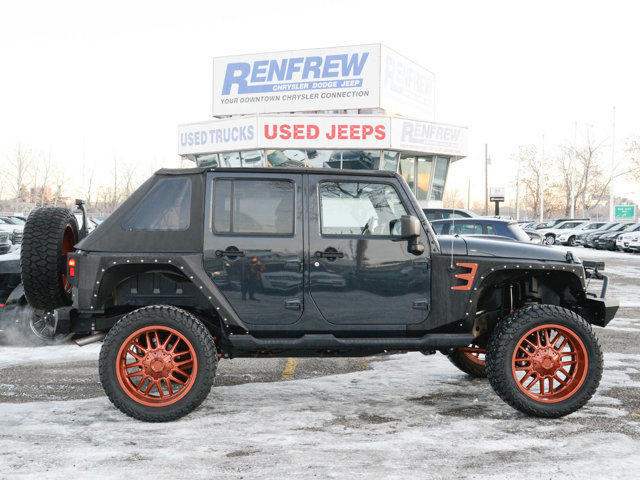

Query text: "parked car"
[0, 217, 23, 244]
[0, 231, 11, 254]
[581, 222, 635, 248]
[555, 221, 609, 246]
[595, 223, 640, 250]
[431, 218, 532, 242]
[536, 220, 589, 245]
[616, 230, 640, 252]
[422, 208, 477, 221]
[575, 222, 622, 247]
[523, 229, 543, 244]
[16, 167, 617, 422]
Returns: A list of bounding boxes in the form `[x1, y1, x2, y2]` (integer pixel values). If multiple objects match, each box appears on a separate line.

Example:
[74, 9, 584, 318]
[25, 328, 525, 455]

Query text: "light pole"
[539, 135, 545, 222]
[609, 106, 616, 222]
[515, 154, 521, 221]
[484, 144, 489, 216]
[571, 122, 576, 218]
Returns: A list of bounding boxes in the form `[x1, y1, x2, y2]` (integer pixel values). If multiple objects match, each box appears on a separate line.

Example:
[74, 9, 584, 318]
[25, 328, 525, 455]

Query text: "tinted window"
[320, 182, 407, 236]
[452, 222, 483, 235]
[213, 179, 294, 235]
[485, 224, 496, 235]
[122, 178, 191, 231]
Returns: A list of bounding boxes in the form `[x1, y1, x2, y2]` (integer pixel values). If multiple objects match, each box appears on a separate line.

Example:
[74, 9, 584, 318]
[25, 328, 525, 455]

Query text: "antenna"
[450, 205, 455, 270]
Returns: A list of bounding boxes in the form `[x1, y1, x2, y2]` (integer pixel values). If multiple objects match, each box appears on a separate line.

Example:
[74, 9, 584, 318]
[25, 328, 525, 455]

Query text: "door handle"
[314, 250, 344, 259]
[215, 248, 245, 258]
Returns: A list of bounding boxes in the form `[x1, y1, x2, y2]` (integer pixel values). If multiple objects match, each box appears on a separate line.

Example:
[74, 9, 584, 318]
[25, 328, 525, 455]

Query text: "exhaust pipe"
[75, 332, 106, 346]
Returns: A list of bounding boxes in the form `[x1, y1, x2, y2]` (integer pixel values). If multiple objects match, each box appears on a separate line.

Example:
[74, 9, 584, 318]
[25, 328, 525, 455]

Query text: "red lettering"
[362, 125, 373, 138]
[308, 124, 319, 139]
[264, 124, 277, 140]
[326, 125, 336, 140]
[337, 125, 348, 140]
[281, 124, 291, 140]
[293, 124, 304, 139]
[349, 124, 360, 139]
[374, 125, 386, 140]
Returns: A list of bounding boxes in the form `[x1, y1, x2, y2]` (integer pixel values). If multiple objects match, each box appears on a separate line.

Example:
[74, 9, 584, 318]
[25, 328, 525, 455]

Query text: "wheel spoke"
[126, 370, 143, 378]
[162, 333, 173, 349]
[554, 337, 569, 353]
[136, 376, 149, 391]
[553, 374, 567, 386]
[519, 370, 534, 385]
[169, 374, 187, 386]
[156, 381, 164, 398]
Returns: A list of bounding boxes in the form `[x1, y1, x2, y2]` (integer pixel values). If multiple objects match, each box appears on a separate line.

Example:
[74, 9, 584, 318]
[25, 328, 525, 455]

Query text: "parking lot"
[0, 246, 639, 479]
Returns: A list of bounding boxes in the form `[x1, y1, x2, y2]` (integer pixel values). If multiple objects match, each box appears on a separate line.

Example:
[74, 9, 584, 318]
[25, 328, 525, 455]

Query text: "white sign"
[213, 45, 381, 116]
[490, 186, 505, 201]
[178, 115, 467, 156]
[178, 116, 258, 155]
[380, 46, 435, 120]
[259, 115, 390, 149]
[390, 118, 468, 156]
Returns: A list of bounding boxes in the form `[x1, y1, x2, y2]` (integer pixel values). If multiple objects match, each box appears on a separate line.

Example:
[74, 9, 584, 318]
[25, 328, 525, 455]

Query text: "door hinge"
[412, 257, 430, 270]
[412, 299, 430, 311]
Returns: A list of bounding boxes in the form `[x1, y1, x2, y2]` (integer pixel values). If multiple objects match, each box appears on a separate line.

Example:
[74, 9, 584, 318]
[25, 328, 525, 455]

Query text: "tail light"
[68, 258, 76, 277]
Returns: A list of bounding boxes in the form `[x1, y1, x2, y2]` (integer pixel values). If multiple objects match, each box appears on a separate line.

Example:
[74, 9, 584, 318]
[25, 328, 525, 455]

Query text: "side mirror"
[400, 215, 425, 255]
[400, 215, 421, 239]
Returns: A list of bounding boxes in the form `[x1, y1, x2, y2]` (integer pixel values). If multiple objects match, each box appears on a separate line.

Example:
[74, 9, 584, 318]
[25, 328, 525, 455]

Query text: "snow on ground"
[0, 344, 100, 369]
[0, 352, 639, 479]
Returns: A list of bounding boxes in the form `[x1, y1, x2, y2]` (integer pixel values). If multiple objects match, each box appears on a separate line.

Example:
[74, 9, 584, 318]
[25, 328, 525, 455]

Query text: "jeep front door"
[203, 173, 303, 326]
[307, 174, 431, 326]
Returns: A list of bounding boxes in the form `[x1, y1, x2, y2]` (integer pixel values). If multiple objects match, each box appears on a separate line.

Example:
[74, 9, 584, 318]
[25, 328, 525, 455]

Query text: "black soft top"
[155, 166, 399, 178]
[76, 167, 400, 253]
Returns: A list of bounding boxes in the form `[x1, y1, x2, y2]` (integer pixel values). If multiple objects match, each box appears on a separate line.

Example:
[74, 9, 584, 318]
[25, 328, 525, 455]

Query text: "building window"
[339, 150, 381, 170]
[398, 156, 415, 193]
[319, 181, 407, 236]
[241, 150, 266, 167]
[122, 178, 191, 231]
[219, 152, 241, 168]
[430, 156, 450, 201]
[213, 179, 294, 235]
[415, 156, 434, 201]
[196, 153, 219, 168]
[266, 150, 309, 168]
[381, 151, 399, 171]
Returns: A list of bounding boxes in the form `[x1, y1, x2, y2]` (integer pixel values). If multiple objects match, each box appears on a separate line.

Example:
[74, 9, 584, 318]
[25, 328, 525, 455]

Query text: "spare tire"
[21, 208, 79, 310]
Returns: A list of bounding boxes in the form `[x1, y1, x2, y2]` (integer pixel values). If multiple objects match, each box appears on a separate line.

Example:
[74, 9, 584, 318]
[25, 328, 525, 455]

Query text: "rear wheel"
[544, 234, 555, 245]
[568, 236, 577, 246]
[20, 208, 79, 310]
[447, 343, 486, 378]
[486, 305, 602, 417]
[99, 306, 217, 422]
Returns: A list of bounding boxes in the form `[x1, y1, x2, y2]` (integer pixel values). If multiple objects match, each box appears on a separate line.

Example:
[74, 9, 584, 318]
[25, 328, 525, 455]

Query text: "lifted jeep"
[20, 167, 618, 421]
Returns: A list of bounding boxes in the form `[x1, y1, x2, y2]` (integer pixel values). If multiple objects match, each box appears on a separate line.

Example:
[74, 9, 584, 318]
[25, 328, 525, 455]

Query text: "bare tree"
[443, 187, 465, 209]
[5, 145, 33, 208]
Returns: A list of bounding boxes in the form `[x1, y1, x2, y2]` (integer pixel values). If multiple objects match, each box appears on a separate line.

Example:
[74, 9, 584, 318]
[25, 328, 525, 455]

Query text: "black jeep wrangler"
[19, 167, 618, 422]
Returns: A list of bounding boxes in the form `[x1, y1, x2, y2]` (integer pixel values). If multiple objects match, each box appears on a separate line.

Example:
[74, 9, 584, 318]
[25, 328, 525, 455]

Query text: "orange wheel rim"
[61, 224, 77, 292]
[116, 326, 198, 407]
[459, 344, 486, 365]
[511, 324, 588, 403]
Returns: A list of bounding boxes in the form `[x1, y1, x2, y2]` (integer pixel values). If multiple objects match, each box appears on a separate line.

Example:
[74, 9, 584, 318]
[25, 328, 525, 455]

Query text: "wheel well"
[474, 269, 585, 335]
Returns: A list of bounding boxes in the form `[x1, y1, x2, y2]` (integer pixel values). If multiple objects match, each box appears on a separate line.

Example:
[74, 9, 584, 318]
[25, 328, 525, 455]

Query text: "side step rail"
[228, 333, 475, 351]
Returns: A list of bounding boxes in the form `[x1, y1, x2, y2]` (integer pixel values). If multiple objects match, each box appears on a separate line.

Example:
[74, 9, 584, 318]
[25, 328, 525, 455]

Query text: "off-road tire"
[21, 208, 79, 310]
[486, 305, 602, 418]
[99, 305, 218, 422]
[447, 347, 487, 378]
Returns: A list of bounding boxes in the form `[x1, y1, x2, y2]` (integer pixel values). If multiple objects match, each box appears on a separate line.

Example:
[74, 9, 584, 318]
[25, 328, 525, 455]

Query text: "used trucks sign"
[212, 44, 435, 119]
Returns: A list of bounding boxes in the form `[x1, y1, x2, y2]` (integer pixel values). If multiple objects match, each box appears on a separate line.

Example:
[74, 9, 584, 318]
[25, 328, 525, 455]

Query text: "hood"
[457, 235, 571, 262]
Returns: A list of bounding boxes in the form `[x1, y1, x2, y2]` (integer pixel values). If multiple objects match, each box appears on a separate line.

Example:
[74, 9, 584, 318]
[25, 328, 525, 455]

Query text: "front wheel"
[568, 236, 577, 246]
[486, 305, 602, 418]
[544, 234, 555, 245]
[99, 306, 218, 422]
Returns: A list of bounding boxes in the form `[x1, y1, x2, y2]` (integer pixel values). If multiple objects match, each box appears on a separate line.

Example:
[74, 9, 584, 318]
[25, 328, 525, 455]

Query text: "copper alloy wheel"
[458, 344, 486, 365]
[511, 324, 588, 403]
[116, 326, 198, 407]
[61, 224, 77, 292]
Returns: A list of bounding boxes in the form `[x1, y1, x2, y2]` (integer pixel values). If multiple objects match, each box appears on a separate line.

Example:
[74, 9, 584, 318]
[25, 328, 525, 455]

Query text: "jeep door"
[307, 173, 431, 326]
[203, 172, 303, 325]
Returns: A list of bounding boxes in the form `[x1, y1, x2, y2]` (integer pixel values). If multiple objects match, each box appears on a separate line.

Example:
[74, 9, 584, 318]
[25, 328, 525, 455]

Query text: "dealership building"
[178, 44, 468, 207]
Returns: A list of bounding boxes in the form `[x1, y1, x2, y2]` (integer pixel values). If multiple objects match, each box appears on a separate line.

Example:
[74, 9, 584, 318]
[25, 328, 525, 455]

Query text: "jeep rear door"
[307, 173, 431, 326]
[203, 172, 304, 326]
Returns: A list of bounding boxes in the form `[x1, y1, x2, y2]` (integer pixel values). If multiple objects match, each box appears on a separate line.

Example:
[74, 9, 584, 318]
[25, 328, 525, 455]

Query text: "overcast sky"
[1, 0, 638, 203]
